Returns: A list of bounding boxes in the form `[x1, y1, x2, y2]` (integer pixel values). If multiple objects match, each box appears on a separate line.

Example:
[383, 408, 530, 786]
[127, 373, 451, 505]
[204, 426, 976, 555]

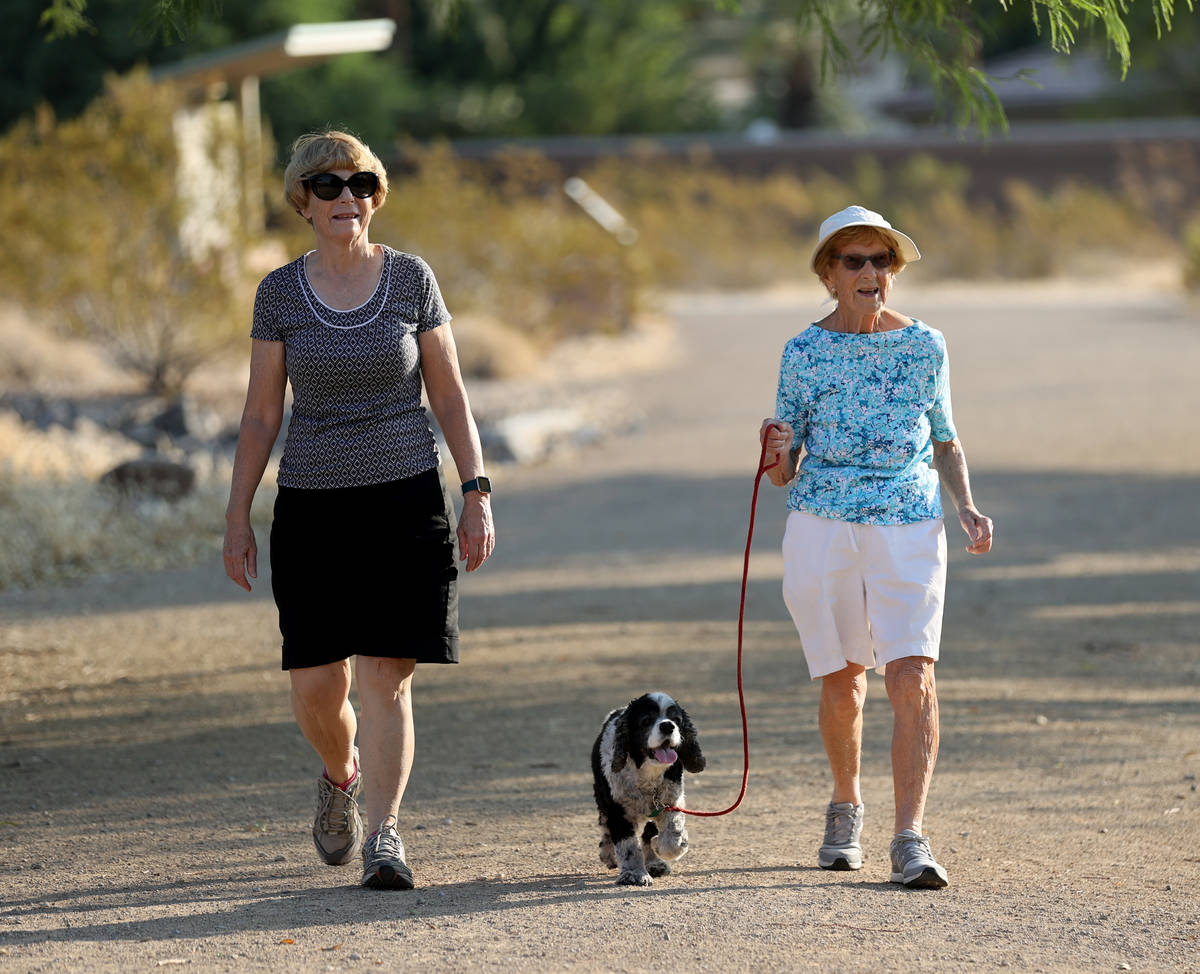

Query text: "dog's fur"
[591, 692, 706, 886]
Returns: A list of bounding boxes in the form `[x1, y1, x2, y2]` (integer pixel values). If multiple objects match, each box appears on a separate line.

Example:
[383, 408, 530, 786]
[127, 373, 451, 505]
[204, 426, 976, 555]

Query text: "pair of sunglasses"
[832, 250, 895, 271]
[303, 171, 379, 201]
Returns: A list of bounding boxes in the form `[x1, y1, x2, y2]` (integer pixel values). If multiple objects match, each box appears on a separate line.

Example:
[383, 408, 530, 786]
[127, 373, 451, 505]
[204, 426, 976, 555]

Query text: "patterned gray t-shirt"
[250, 245, 451, 489]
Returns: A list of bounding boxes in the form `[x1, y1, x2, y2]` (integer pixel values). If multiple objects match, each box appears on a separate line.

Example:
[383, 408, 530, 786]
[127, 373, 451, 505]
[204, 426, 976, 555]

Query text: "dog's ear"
[677, 706, 706, 774]
[610, 708, 631, 773]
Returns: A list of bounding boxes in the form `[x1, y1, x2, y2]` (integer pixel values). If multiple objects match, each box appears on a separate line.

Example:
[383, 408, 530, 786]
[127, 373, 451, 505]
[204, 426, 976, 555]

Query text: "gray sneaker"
[311, 748, 363, 866]
[818, 801, 864, 871]
[361, 824, 414, 890]
[889, 829, 949, 888]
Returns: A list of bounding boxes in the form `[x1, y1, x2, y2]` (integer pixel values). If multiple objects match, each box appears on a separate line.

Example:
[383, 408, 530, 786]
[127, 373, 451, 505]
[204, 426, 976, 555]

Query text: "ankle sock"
[323, 760, 358, 792]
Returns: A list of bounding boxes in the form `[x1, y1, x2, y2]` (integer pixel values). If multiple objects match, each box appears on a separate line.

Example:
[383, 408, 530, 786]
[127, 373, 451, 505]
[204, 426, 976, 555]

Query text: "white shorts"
[781, 511, 947, 680]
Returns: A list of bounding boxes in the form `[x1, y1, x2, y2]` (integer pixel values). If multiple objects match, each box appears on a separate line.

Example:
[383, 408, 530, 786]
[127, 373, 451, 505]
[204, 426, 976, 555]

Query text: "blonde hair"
[283, 130, 389, 216]
[813, 226, 908, 281]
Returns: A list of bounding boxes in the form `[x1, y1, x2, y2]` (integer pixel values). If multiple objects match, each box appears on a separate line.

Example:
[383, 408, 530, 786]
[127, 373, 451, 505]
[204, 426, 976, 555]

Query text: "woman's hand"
[457, 493, 495, 572]
[223, 520, 259, 591]
[760, 418, 797, 485]
[760, 418, 793, 464]
[957, 505, 994, 554]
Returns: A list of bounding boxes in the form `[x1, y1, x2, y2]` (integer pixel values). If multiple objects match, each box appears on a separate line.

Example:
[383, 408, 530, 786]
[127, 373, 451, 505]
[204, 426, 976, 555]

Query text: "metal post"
[240, 74, 264, 235]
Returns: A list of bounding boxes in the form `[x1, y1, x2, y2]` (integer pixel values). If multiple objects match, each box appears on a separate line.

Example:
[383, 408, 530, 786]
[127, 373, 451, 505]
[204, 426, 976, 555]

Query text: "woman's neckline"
[811, 318, 919, 337]
[301, 245, 388, 313]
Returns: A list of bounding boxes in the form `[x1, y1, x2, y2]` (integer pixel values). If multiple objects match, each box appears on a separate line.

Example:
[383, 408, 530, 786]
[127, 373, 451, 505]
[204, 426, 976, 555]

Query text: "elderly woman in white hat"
[759, 205, 993, 889]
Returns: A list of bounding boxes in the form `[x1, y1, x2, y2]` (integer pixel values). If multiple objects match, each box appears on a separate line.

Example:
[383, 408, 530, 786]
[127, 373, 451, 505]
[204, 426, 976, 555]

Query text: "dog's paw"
[616, 870, 652, 887]
[652, 830, 689, 861]
[646, 859, 673, 878]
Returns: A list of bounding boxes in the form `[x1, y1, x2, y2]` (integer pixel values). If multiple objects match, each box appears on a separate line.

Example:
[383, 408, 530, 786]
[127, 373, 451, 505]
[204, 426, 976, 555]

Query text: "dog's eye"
[640, 715, 655, 727]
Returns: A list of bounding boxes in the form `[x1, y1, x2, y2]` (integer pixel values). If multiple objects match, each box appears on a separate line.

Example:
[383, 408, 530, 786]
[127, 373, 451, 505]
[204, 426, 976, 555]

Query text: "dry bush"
[587, 155, 826, 289]
[370, 144, 642, 357]
[0, 303, 135, 395]
[583, 151, 1178, 290]
[1185, 211, 1200, 291]
[0, 71, 256, 399]
[1000, 181, 1173, 279]
[450, 314, 542, 380]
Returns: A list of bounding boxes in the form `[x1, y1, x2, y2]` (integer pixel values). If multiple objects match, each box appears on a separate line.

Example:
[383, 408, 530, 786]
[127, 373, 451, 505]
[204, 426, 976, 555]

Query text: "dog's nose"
[659, 721, 676, 735]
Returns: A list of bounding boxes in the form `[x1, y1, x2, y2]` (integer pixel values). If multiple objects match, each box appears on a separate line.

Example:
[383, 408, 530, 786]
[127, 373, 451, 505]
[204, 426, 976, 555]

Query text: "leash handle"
[666, 423, 781, 818]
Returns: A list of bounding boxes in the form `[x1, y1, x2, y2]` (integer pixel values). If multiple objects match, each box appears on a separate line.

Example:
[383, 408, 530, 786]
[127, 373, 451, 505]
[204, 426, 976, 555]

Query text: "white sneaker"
[818, 801, 864, 871]
[889, 829, 948, 888]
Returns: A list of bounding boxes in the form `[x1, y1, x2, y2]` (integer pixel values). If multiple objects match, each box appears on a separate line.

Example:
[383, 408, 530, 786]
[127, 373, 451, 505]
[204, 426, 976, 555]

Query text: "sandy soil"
[1, 279, 1198, 973]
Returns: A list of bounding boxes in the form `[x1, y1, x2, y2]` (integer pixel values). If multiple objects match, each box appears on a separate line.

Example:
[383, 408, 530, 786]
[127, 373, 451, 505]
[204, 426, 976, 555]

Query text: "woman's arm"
[931, 437, 993, 554]
[419, 325, 495, 572]
[223, 339, 287, 590]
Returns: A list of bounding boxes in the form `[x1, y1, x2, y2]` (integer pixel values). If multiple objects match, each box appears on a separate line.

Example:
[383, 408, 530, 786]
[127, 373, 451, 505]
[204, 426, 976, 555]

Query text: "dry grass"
[0, 410, 274, 593]
[587, 151, 1177, 289]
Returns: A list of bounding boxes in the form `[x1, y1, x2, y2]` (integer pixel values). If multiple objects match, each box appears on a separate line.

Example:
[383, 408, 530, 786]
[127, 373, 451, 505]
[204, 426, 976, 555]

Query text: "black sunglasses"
[832, 250, 895, 271]
[303, 171, 379, 201]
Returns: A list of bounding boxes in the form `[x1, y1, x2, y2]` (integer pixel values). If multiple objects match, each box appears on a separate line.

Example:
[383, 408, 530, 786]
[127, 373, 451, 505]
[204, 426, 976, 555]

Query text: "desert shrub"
[1180, 210, 1200, 291]
[1000, 180, 1173, 279]
[368, 143, 643, 352]
[582, 150, 1176, 291]
[0, 71, 255, 399]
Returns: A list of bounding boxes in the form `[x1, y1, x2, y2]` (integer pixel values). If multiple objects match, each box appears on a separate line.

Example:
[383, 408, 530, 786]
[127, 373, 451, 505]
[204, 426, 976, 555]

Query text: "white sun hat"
[810, 205, 921, 272]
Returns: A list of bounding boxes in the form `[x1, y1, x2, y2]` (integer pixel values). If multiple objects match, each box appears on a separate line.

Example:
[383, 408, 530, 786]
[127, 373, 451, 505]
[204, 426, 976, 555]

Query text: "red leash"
[665, 425, 780, 818]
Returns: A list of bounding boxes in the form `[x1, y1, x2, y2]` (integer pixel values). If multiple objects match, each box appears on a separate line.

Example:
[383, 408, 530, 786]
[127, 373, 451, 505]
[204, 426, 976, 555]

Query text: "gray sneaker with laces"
[311, 748, 363, 866]
[889, 829, 949, 888]
[361, 824, 414, 889]
[818, 801, 864, 871]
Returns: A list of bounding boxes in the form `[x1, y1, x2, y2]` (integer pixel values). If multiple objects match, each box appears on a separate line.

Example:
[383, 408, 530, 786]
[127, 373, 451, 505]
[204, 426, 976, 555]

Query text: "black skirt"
[269, 466, 460, 670]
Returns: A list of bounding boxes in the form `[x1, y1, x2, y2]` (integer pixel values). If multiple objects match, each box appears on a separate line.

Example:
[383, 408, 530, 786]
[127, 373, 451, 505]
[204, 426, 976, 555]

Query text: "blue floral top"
[774, 320, 956, 525]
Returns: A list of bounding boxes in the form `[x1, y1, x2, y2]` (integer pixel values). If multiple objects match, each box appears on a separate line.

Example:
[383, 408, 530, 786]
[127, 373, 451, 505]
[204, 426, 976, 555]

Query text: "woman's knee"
[884, 656, 937, 705]
[821, 665, 868, 716]
[356, 656, 416, 703]
[289, 659, 352, 711]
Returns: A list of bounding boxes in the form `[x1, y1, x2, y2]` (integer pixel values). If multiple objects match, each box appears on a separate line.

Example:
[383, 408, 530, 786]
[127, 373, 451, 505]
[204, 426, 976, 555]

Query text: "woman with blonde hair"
[223, 130, 495, 889]
[761, 205, 992, 888]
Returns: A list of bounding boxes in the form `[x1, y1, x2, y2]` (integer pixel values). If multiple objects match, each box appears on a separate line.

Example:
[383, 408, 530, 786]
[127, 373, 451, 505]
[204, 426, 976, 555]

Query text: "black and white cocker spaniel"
[591, 692, 706, 886]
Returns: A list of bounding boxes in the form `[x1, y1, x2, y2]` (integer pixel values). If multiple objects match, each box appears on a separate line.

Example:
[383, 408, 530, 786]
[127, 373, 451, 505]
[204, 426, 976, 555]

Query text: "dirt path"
[2, 280, 1198, 973]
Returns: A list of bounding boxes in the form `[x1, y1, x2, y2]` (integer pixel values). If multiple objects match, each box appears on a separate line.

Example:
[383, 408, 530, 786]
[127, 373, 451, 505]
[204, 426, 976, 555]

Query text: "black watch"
[461, 475, 492, 497]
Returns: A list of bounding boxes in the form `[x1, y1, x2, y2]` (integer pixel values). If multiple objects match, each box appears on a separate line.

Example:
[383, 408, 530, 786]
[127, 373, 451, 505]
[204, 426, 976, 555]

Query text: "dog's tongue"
[654, 748, 678, 765]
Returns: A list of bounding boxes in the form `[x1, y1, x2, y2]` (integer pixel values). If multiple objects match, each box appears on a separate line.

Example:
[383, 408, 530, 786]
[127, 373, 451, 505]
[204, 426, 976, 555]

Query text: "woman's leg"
[290, 659, 357, 783]
[355, 655, 417, 832]
[884, 655, 939, 834]
[819, 663, 868, 804]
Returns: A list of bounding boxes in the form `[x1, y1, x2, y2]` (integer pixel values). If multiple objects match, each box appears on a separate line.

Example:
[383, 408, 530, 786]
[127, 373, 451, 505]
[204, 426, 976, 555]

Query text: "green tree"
[13, 0, 720, 148]
[31, 0, 1197, 133]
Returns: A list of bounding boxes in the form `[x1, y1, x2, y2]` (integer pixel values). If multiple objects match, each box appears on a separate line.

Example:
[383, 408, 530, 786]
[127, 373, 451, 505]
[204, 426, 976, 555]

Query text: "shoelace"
[315, 779, 356, 833]
[825, 805, 860, 844]
[893, 832, 933, 861]
[366, 827, 404, 865]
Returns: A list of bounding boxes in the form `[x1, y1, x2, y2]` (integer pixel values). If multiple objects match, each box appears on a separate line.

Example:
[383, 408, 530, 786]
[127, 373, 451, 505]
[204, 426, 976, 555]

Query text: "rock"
[480, 408, 591, 463]
[100, 458, 196, 501]
[1, 392, 77, 431]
